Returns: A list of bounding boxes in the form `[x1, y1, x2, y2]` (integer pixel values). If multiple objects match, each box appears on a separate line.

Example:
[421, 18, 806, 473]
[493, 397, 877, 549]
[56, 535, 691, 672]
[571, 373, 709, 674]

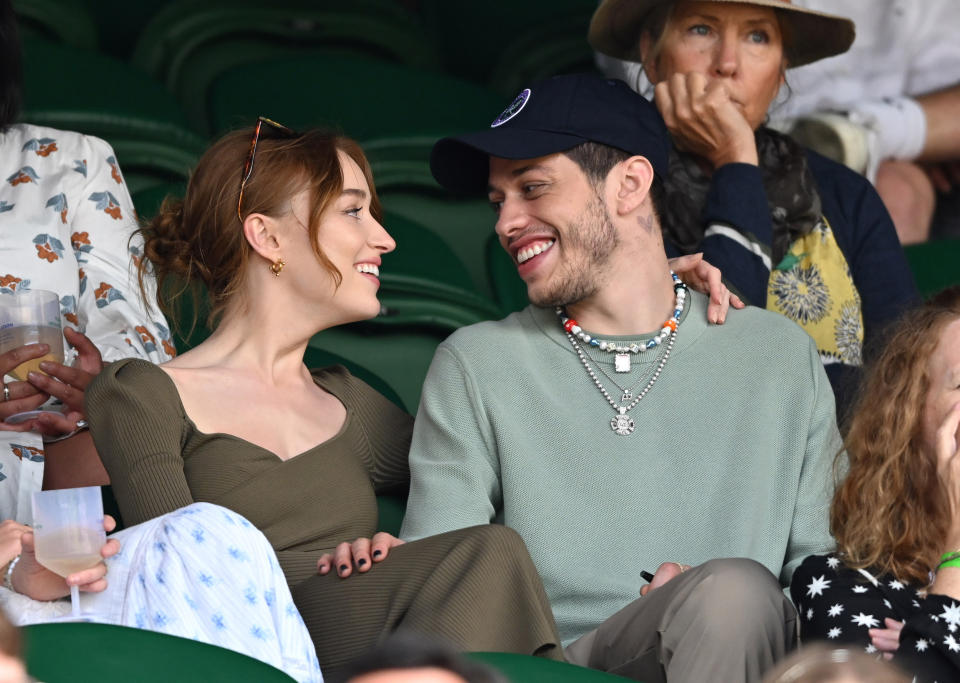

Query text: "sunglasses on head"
[237, 116, 298, 224]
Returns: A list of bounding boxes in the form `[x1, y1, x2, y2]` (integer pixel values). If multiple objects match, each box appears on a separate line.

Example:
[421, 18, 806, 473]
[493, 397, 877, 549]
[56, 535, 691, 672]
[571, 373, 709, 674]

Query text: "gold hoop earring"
[270, 258, 285, 277]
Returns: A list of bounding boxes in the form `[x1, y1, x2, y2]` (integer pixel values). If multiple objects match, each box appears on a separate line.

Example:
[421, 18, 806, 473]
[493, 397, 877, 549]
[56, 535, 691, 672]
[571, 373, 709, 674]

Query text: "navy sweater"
[665, 150, 921, 416]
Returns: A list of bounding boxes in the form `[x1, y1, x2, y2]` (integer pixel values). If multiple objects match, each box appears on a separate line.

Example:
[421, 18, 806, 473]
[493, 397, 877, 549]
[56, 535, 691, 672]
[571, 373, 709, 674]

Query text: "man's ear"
[613, 156, 655, 216]
[242, 213, 282, 264]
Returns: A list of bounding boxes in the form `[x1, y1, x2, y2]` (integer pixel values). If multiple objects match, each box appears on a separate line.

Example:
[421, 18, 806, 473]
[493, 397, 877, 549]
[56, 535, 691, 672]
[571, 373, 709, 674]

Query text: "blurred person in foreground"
[337, 633, 505, 683]
[0, 608, 26, 683]
[762, 644, 908, 683]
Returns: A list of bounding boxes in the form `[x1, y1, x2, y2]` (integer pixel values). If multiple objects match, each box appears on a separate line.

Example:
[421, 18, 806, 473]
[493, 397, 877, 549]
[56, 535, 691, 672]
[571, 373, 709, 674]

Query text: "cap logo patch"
[491, 88, 531, 128]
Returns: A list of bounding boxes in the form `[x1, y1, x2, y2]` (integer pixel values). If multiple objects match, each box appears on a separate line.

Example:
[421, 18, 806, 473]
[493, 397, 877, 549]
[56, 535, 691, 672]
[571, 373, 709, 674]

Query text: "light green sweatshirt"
[401, 291, 839, 645]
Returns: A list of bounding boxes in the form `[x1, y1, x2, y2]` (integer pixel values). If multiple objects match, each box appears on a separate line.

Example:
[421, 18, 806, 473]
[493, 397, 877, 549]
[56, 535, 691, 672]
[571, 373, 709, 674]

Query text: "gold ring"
[2, 385, 9, 402]
[673, 562, 686, 573]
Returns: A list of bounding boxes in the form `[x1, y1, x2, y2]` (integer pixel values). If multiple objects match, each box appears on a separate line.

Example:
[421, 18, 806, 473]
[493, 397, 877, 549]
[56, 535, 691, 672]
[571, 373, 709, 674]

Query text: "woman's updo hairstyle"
[139, 127, 381, 330]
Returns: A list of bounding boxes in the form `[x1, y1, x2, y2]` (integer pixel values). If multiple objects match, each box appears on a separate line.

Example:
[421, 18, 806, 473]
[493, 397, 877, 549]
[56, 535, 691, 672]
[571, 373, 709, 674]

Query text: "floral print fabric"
[1, 503, 323, 682]
[0, 124, 174, 523]
[767, 220, 864, 368]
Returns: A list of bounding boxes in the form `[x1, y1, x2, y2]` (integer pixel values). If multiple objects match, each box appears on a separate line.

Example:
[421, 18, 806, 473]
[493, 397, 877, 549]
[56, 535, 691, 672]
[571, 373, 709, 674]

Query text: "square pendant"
[615, 353, 631, 373]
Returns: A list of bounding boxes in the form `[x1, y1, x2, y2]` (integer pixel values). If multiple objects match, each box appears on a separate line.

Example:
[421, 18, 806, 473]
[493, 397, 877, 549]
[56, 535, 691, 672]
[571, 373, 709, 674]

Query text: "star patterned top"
[793, 553, 960, 682]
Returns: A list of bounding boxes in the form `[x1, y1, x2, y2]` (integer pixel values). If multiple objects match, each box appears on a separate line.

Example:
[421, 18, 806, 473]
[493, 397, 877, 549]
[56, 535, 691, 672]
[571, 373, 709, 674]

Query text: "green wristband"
[938, 555, 960, 571]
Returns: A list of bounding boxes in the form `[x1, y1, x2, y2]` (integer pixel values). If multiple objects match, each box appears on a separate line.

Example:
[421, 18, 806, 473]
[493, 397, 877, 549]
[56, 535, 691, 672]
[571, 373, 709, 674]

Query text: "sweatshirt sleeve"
[691, 163, 776, 307]
[400, 343, 502, 541]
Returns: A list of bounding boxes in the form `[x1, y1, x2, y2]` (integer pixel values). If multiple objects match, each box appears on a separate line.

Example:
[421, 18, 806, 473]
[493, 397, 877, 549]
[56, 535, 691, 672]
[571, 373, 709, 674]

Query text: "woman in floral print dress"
[0, 2, 173, 523]
[792, 287, 960, 682]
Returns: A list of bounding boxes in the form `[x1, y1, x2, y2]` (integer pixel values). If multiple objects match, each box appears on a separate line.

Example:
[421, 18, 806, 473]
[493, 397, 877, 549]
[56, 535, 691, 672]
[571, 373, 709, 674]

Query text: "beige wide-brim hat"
[589, 0, 855, 68]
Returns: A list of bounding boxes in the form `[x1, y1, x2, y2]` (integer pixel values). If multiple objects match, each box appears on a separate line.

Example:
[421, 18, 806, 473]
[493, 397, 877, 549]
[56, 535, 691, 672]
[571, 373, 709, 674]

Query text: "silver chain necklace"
[565, 327, 677, 436]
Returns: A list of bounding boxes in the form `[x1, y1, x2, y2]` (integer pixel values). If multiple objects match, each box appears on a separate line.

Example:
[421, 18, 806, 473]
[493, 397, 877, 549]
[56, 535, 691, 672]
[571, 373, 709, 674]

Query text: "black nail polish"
[358, 559, 367, 567]
[373, 550, 382, 558]
[339, 564, 348, 573]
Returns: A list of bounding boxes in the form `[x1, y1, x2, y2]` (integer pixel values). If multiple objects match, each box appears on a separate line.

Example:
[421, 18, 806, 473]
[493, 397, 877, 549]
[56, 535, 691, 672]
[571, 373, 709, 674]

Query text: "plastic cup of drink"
[0, 289, 64, 381]
[31, 486, 106, 620]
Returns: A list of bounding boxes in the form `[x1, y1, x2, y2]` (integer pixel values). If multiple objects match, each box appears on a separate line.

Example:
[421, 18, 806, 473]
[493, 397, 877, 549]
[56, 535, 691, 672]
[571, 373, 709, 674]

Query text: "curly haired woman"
[791, 286, 960, 682]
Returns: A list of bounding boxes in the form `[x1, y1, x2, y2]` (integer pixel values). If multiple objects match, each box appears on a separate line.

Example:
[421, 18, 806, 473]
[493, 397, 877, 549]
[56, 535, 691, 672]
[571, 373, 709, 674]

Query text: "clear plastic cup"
[31, 487, 106, 620]
[0, 289, 64, 381]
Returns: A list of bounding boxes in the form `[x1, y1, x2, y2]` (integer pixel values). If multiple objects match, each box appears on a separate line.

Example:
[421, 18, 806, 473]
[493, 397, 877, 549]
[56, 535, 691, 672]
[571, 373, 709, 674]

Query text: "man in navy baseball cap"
[401, 73, 838, 682]
[431, 74, 670, 194]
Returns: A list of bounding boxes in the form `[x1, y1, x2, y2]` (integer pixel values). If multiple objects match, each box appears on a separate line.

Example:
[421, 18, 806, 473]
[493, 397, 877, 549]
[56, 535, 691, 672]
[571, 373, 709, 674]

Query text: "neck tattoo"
[558, 274, 688, 436]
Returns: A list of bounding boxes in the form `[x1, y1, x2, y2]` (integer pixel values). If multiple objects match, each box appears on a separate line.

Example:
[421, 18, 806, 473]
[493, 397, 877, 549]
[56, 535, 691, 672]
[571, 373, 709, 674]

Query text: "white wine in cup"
[31, 486, 106, 620]
[0, 289, 64, 381]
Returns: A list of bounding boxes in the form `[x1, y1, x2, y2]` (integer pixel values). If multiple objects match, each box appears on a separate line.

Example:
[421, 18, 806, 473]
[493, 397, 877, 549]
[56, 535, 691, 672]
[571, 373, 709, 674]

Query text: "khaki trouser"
[565, 558, 798, 682]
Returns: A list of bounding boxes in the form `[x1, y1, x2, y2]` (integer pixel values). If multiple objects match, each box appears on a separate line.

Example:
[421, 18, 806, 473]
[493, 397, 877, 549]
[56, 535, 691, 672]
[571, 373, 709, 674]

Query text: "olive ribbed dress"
[85, 359, 561, 677]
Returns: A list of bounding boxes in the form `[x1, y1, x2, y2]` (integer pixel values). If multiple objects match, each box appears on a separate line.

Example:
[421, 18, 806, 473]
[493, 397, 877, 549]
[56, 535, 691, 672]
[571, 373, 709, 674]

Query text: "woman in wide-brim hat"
[589, 0, 920, 418]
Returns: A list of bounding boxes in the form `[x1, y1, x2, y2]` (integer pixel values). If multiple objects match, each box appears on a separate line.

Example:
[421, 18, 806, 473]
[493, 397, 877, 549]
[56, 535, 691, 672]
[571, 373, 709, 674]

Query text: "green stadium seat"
[904, 239, 960, 298]
[380, 211, 477, 294]
[206, 53, 503, 139]
[488, 10, 601, 96]
[13, 0, 97, 50]
[132, 0, 440, 134]
[303, 347, 406, 413]
[24, 622, 295, 682]
[20, 37, 206, 195]
[486, 232, 530, 315]
[419, 0, 598, 84]
[378, 189, 499, 301]
[375, 493, 407, 537]
[78, 0, 172, 59]
[131, 182, 188, 223]
[307, 320, 450, 414]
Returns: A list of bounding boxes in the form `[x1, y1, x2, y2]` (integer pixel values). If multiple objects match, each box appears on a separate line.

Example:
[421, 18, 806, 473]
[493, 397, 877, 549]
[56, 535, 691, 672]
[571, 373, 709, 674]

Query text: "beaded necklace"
[558, 275, 688, 436]
[557, 271, 687, 373]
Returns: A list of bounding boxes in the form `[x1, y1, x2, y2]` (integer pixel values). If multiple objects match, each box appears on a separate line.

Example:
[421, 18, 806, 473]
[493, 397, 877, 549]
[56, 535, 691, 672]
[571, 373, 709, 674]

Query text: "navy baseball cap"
[430, 73, 670, 194]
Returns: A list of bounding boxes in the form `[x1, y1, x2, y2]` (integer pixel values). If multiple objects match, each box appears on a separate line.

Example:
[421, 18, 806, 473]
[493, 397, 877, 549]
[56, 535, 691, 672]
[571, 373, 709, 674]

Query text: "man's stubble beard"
[528, 194, 620, 309]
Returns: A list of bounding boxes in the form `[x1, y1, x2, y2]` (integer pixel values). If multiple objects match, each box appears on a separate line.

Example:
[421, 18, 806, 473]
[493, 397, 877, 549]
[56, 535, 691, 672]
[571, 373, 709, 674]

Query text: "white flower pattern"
[792, 553, 960, 681]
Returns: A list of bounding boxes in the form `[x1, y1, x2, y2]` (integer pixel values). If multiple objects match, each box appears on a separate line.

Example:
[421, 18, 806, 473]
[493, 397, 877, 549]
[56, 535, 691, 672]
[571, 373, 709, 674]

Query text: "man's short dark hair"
[562, 141, 665, 222]
[0, 0, 23, 131]
[335, 632, 506, 683]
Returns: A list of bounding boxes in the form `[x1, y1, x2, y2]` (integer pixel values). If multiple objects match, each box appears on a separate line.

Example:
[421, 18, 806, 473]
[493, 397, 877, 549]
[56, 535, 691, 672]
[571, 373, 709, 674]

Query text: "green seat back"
[133, 0, 440, 134]
[302, 347, 406, 413]
[13, 0, 97, 50]
[381, 211, 476, 293]
[486, 232, 529, 315]
[376, 493, 407, 537]
[78, 0, 173, 59]
[378, 189, 500, 302]
[488, 10, 600, 96]
[207, 53, 503, 139]
[904, 239, 960, 298]
[131, 182, 188, 223]
[24, 622, 295, 682]
[420, 0, 598, 84]
[307, 321, 454, 414]
[20, 37, 206, 194]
